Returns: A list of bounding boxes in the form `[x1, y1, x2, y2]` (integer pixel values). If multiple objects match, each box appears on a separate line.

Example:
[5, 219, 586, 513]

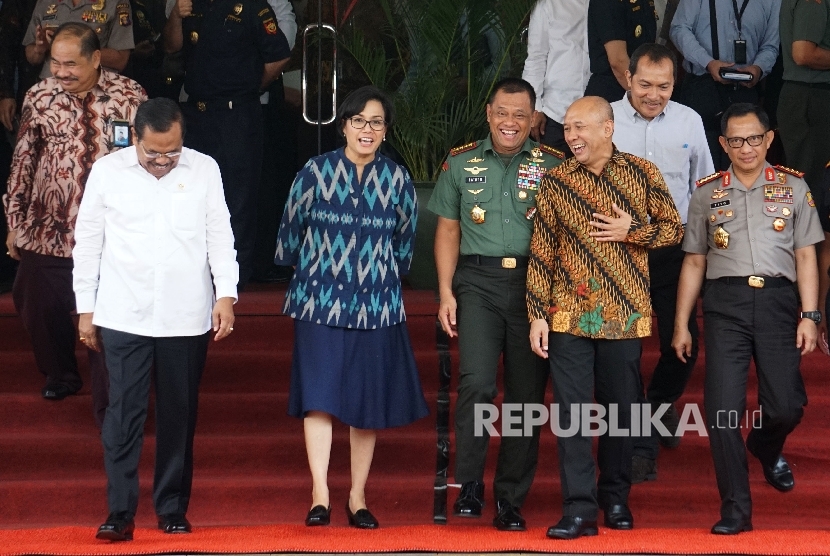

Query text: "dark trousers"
[13, 249, 109, 425]
[453, 263, 548, 507]
[540, 117, 573, 158]
[182, 99, 264, 288]
[679, 73, 759, 171]
[253, 78, 299, 277]
[702, 281, 806, 521]
[633, 243, 699, 459]
[100, 328, 209, 517]
[777, 82, 830, 194]
[548, 333, 642, 519]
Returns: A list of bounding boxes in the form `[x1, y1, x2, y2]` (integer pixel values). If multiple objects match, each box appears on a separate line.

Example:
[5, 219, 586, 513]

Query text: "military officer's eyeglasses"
[348, 117, 387, 131]
[724, 133, 766, 148]
[139, 143, 183, 160]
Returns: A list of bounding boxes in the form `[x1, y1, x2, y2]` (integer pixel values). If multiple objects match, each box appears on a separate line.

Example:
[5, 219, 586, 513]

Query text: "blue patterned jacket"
[275, 148, 417, 329]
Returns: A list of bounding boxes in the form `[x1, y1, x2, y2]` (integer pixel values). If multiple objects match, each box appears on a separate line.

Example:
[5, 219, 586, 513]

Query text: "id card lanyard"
[731, 0, 749, 63]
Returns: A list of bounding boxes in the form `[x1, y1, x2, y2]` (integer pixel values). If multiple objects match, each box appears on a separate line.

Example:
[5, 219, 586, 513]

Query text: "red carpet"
[1, 283, 830, 554]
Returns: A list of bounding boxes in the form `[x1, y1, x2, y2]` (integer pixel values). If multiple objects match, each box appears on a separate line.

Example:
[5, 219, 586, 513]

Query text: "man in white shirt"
[611, 43, 714, 483]
[522, 0, 591, 157]
[73, 98, 238, 541]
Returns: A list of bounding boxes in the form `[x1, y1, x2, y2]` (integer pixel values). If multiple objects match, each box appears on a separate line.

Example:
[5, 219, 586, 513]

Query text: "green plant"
[342, 0, 536, 182]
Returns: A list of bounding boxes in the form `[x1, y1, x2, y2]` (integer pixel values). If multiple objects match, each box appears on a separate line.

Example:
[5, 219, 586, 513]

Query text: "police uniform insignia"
[709, 214, 717, 222]
[531, 147, 543, 158]
[450, 142, 478, 157]
[45, 3, 57, 14]
[765, 167, 775, 182]
[467, 189, 484, 195]
[257, 8, 268, 16]
[226, 14, 241, 22]
[696, 171, 724, 187]
[777, 172, 787, 184]
[190, 31, 198, 43]
[764, 185, 794, 204]
[263, 17, 278, 34]
[91, 0, 105, 10]
[807, 192, 816, 207]
[470, 205, 486, 224]
[766, 205, 778, 213]
[711, 189, 728, 199]
[635, 24, 642, 37]
[726, 210, 734, 217]
[773, 218, 786, 231]
[782, 207, 792, 217]
[234, 3, 242, 14]
[464, 166, 487, 175]
[714, 225, 729, 249]
[774, 165, 805, 178]
[539, 144, 565, 159]
[467, 156, 484, 163]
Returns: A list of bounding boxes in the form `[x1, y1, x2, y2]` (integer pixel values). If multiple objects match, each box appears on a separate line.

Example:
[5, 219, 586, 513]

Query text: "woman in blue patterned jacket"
[274, 86, 428, 529]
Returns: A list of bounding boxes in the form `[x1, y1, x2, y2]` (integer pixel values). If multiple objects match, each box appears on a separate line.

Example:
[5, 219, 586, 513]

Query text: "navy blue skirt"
[288, 320, 429, 429]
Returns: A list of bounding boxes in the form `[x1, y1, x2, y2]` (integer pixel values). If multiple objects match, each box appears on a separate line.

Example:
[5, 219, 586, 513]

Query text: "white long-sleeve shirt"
[521, 0, 591, 124]
[73, 147, 239, 338]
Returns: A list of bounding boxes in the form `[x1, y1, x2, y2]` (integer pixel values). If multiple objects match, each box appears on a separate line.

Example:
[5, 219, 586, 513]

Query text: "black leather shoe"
[631, 455, 657, 483]
[492, 500, 525, 531]
[42, 383, 80, 401]
[96, 512, 135, 541]
[761, 455, 795, 492]
[546, 516, 599, 539]
[453, 480, 484, 517]
[711, 518, 753, 535]
[157, 513, 191, 533]
[346, 503, 379, 529]
[603, 504, 634, 530]
[305, 505, 331, 526]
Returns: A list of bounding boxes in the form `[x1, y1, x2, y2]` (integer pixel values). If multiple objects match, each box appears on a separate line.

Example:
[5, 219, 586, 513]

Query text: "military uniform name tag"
[710, 200, 731, 209]
[470, 205, 486, 224]
[466, 176, 485, 183]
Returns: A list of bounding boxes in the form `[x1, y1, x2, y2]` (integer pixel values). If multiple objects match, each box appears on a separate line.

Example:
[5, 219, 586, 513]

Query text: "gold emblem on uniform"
[714, 225, 730, 249]
[709, 214, 717, 222]
[190, 31, 199, 43]
[91, 0, 105, 10]
[765, 205, 777, 213]
[470, 205, 486, 224]
[777, 172, 787, 184]
[635, 24, 643, 37]
[531, 147, 543, 158]
[234, 2, 243, 13]
[782, 207, 791, 217]
[518, 190, 528, 200]
[467, 156, 484, 163]
[711, 189, 728, 199]
[773, 218, 786, 232]
[45, 3, 57, 14]
[464, 166, 487, 175]
[725, 210, 733, 217]
[467, 189, 484, 195]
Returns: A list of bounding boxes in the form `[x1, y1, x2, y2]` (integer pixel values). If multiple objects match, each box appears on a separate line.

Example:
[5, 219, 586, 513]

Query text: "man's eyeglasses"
[348, 117, 386, 131]
[724, 133, 767, 148]
[139, 142, 182, 160]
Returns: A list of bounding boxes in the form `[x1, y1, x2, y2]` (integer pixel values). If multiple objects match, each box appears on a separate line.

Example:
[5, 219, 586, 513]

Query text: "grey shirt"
[670, 0, 780, 77]
[611, 95, 714, 222]
[683, 164, 824, 281]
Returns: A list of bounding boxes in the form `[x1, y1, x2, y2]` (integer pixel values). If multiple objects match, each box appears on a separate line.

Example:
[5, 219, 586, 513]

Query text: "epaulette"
[774, 165, 804, 178]
[696, 171, 724, 187]
[449, 142, 478, 157]
[539, 144, 565, 159]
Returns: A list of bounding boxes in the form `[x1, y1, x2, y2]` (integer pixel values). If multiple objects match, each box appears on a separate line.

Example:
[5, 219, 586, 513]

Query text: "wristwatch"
[799, 311, 822, 324]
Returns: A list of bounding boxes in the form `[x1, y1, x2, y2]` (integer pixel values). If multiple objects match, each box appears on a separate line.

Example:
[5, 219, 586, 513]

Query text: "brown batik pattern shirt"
[3, 69, 147, 258]
[527, 149, 684, 339]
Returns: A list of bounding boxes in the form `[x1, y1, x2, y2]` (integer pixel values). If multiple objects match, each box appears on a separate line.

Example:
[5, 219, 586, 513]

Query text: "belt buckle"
[748, 276, 765, 288]
[501, 257, 516, 269]
[197, 101, 207, 112]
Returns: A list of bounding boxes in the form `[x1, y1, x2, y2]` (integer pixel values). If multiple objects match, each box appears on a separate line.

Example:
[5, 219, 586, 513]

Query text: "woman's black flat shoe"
[305, 505, 331, 526]
[346, 503, 379, 529]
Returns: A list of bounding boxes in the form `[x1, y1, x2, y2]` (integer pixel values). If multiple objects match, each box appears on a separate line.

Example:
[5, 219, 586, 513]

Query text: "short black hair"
[53, 22, 100, 59]
[487, 77, 536, 109]
[720, 103, 769, 136]
[629, 43, 677, 81]
[134, 98, 186, 140]
[336, 86, 395, 138]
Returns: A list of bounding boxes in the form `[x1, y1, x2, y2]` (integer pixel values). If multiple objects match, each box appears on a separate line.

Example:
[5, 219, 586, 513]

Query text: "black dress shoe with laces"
[96, 512, 135, 541]
[346, 503, 379, 529]
[305, 505, 331, 526]
[546, 516, 599, 539]
[453, 480, 485, 517]
[492, 500, 525, 531]
[158, 513, 191, 533]
[603, 503, 634, 529]
[711, 517, 753, 535]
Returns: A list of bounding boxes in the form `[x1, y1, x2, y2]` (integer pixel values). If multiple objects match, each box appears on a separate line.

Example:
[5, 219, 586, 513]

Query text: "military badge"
[517, 163, 545, 190]
[531, 147, 542, 158]
[46, 3, 57, 14]
[773, 218, 786, 231]
[464, 166, 487, 175]
[635, 24, 642, 37]
[765, 168, 775, 182]
[807, 192, 816, 207]
[709, 214, 717, 222]
[714, 225, 729, 249]
[234, 3, 242, 14]
[782, 207, 792, 217]
[539, 144, 565, 159]
[518, 190, 528, 200]
[711, 189, 728, 199]
[525, 207, 537, 220]
[467, 156, 484, 163]
[777, 172, 787, 184]
[696, 171, 724, 187]
[471, 205, 486, 224]
[764, 185, 793, 204]
[91, 0, 105, 10]
[257, 8, 269, 16]
[263, 17, 278, 34]
[441, 161, 449, 172]
[765, 205, 777, 213]
[467, 189, 484, 195]
[190, 31, 198, 43]
[725, 210, 734, 217]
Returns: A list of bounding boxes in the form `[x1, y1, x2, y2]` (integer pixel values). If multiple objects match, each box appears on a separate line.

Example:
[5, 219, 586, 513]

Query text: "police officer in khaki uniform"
[429, 77, 563, 532]
[23, 0, 134, 76]
[673, 103, 823, 536]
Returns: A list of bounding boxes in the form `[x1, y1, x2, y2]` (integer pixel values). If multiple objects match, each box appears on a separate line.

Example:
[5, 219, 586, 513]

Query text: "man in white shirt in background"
[610, 43, 714, 483]
[73, 97, 238, 541]
[522, 0, 590, 157]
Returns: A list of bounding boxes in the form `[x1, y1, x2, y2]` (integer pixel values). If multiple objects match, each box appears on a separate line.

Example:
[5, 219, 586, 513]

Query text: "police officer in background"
[163, 0, 291, 288]
[584, 0, 656, 102]
[673, 103, 822, 535]
[429, 77, 563, 532]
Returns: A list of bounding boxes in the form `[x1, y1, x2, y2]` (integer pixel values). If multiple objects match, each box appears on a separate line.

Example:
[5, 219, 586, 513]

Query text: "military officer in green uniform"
[429, 77, 564, 532]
